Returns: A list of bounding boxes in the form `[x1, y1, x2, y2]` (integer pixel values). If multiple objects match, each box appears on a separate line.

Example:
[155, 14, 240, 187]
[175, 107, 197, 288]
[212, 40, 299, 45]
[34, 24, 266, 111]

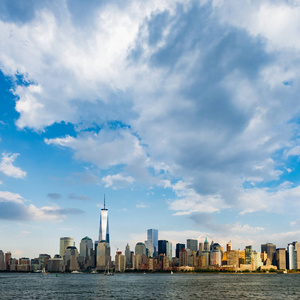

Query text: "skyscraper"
[204, 238, 209, 251]
[0, 251, 4, 271]
[158, 240, 168, 256]
[187, 239, 198, 252]
[99, 195, 109, 244]
[166, 242, 172, 260]
[147, 229, 158, 257]
[245, 245, 253, 264]
[176, 243, 185, 258]
[60, 237, 75, 257]
[261, 243, 276, 265]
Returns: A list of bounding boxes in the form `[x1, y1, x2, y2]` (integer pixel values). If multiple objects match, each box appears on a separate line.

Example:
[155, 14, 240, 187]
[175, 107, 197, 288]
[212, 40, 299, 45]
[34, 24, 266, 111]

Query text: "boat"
[171, 271, 173, 274]
[91, 270, 98, 274]
[104, 262, 114, 276]
[42, 267, 48, 275]
[71, 270, 82, 274]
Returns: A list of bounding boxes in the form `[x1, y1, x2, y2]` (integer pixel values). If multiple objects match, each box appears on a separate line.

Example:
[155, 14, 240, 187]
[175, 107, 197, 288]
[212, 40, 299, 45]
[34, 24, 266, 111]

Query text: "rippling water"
[0, 273, 299, 299]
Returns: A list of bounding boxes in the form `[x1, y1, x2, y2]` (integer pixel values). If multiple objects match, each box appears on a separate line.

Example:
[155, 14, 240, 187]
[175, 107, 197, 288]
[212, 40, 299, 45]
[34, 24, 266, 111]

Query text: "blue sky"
[1, 0, 300, 258]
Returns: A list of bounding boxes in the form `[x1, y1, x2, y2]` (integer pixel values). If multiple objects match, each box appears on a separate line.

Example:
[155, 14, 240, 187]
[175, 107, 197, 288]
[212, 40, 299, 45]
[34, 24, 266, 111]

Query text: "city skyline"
[1, 0, 300, 259]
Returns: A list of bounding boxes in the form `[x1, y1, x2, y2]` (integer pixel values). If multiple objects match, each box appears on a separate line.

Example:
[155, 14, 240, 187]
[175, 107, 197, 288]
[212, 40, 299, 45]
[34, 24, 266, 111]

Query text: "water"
[0, 273, 299, 299]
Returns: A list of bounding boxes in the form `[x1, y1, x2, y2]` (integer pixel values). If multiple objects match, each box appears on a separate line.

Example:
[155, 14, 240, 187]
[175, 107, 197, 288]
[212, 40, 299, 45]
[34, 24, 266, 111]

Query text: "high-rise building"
[227, 251, 239, 268]
[245, 245, 253, 265]
[166, 242, 172, 260]
[179, 249, 187, 266]
[135, 243, 146, 256]
[204, 238, 209, 251]
[187, 239, 198, 252]
[64, 246, 80, 271]
[158, 240, 168, 256]
[79, 236, 93, 269]
[99, 195, 109, 244]
[293, 242, 300, 269]
[5, 252, 11, 270]
[147, 229, 158, 257]
[276, 248, 286, 270]
[287, 243, 295, 270]
[80, 236, 93, 260]
[176, 243, 185, 258]
[227, 241, 232, 252]
[96, 240, 111, 270]
[48, 255, 64, 272]
[125, 244, 132, 268]
[115, 251, 126, 272]
[261, 243, 276, 265]
[60, 237, 75, 257]
[145, 240, 154, 257]
[198, 243, 203, 257]
[0, 250, 4, 270]
[210, 243, 222, 267]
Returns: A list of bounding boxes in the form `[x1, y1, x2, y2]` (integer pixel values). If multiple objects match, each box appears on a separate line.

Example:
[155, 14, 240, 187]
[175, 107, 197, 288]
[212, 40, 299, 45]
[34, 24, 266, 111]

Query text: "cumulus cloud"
[1, 0, 300, 217]
[0, 153, 26, 179]
[102, 174, 135, 189]
[168, 180, 231, 215]
[0, 190, 84, 221]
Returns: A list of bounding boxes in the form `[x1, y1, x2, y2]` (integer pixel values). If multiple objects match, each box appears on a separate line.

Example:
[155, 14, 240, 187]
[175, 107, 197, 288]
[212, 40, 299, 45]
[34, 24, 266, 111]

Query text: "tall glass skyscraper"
[99, 195, 110, 244]
[147, 229, 158, 257]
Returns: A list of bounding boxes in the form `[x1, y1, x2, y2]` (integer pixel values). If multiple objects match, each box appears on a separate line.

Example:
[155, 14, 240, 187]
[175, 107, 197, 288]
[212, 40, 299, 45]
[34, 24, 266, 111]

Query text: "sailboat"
[104, 262, 114, 276]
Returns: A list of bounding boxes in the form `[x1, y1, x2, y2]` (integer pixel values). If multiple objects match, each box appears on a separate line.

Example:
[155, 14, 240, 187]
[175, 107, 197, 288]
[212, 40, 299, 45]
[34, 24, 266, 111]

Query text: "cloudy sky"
[1, 0, 300, 258]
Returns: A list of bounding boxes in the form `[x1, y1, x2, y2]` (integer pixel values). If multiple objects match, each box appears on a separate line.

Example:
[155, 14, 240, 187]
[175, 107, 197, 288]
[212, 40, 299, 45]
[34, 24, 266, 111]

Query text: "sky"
[1, 0, 300, 259]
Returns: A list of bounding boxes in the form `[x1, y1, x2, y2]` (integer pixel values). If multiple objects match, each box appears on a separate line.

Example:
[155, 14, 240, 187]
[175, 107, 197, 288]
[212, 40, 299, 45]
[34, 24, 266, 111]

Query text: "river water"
[0, 273, 299, 299]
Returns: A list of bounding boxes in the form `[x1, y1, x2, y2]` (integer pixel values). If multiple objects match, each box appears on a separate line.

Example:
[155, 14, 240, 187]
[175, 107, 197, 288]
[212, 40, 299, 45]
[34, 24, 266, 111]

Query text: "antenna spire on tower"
[104, 194, 106, 209]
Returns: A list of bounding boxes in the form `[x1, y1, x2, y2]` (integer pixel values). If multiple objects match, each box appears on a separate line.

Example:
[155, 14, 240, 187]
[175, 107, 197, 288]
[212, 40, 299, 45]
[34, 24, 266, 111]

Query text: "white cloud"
[136, 202, 149, 208]
[168, 180, 231, 215]
[0, 153, 27, 179]
[0, 190, 82, 222]
[102, 174, 135, 189]
[238, 185, 300, 215]
[1, 0, 300, 217]
[0, 190, 24, 204]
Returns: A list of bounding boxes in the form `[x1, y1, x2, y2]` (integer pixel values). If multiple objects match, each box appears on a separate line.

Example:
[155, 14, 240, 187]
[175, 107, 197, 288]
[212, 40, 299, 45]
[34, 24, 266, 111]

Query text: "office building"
[5, 252, 11, 270]
[60, 237, 75, 258]
[0, 251, 4, 270]
[179, 249, 187, 266]
[261, 243, 276, 265]
[198, 243, 203, 257]
[80, 236, 93, 268]
[158, 240, 168, 256]
[115, 251, 126, 272]
[287, 243, 295, 270]
[210, 243, 222, 267]
[135, 242, 146, 256]
[227, 251, 239, 268]
[187, 239, 198, 252]
[99, 195, 110, 244]
[147, 229, 158, 257]
[176, 243, 185, 258]
[227, 241, 232, 252]
[294, 242, 300, 269]
[245, 245, 253, 265]
[64, 246, 80, 272]
[125, 244, 132, 268]
[166, 242, 172, 260]
[204, 238, 209, 251]
[48, 255, 64, 272]
[145, 240, 154, 257]
[276, 248, 286, 270]
[96, 240, 111, 270]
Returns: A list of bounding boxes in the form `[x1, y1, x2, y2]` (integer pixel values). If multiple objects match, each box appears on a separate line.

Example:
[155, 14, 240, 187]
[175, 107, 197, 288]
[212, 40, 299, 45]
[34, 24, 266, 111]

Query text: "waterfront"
[0, 273, 299, 299]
